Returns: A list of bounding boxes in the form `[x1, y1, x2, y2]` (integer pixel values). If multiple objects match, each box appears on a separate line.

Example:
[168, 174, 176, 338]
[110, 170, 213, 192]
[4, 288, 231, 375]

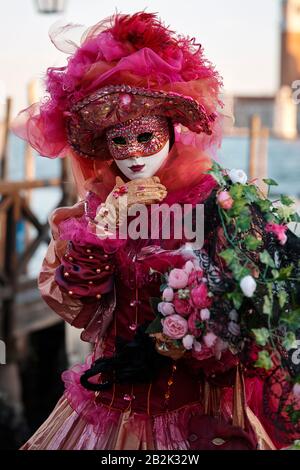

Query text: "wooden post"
[248, 114, 261, 180]
[248, 114, 269, 194]
[0, 97, 11, 180]
[257, 127, 269, 195]
[24, 81, 38, 263]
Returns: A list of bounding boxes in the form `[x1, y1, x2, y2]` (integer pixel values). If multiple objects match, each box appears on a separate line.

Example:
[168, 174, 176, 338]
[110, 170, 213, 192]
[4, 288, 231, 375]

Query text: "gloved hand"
[91, 176, 167, 238]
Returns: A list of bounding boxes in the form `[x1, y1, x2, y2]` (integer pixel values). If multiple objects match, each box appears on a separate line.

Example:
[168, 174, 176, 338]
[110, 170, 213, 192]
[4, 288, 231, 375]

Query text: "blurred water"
[219, 137, 300, 197]
[6, 135, 300, 277]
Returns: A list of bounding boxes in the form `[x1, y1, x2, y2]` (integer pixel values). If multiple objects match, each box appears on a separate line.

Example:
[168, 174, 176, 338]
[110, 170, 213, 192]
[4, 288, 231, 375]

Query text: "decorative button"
[96, 268, 101, 273]
[64, 272, 70, 277]
[89, 281, 93, 284]
[129, 323, 137, 331]
[86, 249, 92, 253]
[123, 394, 135, 401]
[68, 290, 73, 295]
[105, 265, 110, 270]
[130, 300, 141, 307]
[212, 438, 226, 446]
[89, 255, 94, 259]
[96, 294, 102, 299]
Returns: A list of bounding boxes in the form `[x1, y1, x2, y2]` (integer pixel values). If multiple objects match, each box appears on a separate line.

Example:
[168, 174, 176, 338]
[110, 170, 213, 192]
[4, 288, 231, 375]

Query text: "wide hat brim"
[66, 84, 216, 159]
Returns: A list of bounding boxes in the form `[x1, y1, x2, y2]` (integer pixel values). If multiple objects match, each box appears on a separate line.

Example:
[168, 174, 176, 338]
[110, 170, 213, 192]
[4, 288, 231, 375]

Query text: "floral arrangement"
[147, 161, 300, 405]
[147, 258, 225, 362]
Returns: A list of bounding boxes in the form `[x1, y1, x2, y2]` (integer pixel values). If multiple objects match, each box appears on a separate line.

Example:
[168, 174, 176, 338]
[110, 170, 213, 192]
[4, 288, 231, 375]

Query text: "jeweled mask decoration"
[66, 85, 215, 160]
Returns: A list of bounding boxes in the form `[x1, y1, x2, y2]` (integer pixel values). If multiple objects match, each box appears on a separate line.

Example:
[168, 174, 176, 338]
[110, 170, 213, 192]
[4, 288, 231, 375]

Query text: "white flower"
[229, 168, 247, 185]
[293, 383, 300, 399]
[182, 334, 194, 350]
[200, 308, 210, 320]
[240, 275, 257, 298]
[228, 321, 241, 336]
[158, 302, 175, 316]
[193, 340, 202, 352]
[229, 309, 238, 321]
[162, 287, 174, 302]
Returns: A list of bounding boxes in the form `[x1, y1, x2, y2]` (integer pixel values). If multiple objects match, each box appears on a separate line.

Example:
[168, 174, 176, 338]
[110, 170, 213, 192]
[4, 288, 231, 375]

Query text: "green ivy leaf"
[286, 409, 300, 425]
[145, 315, 163, 335]
[271, 269, 279, 279]
[278, 290, 288, 308]
[236, 212, 251, 232]
[280, 195, 295, 207]
[255, 350, 273, 370]
[229, 184, 244, 200]
[206, 161, 227, 186]
[259, 250, 276, 268]
[282, 332, 297, 351]
[278, 265, 293, 280]
[160, 283, 168, 292]
[226, 291, 244, 310]
[286, 440, 300, 450]
[149, 297, 162, 315]
[244, 235, 263, 251]
[219, 249, 236, 265]
[256, 199, 272, 213]
[263, 295, 273, 316]
[252, 327, 270, 346]
[263, 178, 278, 186]
[281, 309, 300, 330]
[243, 184, 259, 203]
[229, 198, 248, 217]
[290, 212, 300, 223]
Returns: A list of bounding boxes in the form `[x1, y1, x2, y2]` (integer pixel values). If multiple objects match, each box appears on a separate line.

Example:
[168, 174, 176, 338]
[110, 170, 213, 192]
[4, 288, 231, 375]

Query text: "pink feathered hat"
[12, 12, 223, 160]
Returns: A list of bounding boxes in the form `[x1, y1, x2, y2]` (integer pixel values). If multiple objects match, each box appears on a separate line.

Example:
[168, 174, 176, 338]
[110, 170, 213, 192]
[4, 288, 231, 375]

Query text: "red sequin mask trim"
[106, 116, 169, 160]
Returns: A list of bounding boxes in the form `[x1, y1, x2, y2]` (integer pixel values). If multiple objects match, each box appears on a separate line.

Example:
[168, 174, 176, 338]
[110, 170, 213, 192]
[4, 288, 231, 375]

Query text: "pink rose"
[182, 334, 194, 350]
[168, 268, 189, 289]
[158, 302, 174, 316]
[192, 345, 215, 361]
[203, 332, 218, 348]
[293, 383, 300, 399]
[188, 269, 204, 287]
[162, 287, 174, 302]
[187, 310, 202, 336]
[173, 293, 191, 317]
[162, 314, 188, 339]
[184, 260, 195, 275]
[265, 223, 288, 246]
[193, 340, 202, 352]
[217, 191, 234, 210]
[190, 283, 212, 309]
[200, 308, 210, 320]
[214, 338, 228, 360]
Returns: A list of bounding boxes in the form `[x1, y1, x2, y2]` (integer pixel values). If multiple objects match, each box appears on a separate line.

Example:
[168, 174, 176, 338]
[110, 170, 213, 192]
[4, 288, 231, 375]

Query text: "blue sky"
[1, 0, 281, 113]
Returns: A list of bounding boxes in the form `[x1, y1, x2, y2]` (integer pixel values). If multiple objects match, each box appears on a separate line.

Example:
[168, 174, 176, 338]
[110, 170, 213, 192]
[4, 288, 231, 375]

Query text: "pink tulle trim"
[62, 354, 121, 429]
[61, 354, 205, 449]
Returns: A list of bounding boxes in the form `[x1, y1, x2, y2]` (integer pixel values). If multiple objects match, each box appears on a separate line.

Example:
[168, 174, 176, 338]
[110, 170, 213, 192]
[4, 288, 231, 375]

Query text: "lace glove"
[91, 176, 167, 238]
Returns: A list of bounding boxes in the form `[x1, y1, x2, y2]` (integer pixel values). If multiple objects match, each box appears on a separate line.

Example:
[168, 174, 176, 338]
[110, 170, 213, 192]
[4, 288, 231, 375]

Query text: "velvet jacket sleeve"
[38, 199, 115, 330]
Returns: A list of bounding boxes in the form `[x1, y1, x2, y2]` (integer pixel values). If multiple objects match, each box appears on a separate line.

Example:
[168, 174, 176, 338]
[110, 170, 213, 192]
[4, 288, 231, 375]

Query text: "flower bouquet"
[147, 161, 300, 421]
[146, 258, 230, 362]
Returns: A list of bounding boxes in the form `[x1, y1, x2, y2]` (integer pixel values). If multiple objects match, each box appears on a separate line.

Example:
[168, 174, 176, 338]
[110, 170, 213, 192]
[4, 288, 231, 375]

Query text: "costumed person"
[12, 12, 300, 450]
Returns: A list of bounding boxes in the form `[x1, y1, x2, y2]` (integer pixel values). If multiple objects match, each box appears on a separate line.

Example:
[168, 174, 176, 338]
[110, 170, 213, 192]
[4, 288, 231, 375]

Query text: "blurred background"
[0, 0, 299, 449]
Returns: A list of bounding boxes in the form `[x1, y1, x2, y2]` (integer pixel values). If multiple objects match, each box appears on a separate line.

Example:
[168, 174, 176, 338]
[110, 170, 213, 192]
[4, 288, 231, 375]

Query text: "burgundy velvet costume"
[20, 176, 277, 450]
